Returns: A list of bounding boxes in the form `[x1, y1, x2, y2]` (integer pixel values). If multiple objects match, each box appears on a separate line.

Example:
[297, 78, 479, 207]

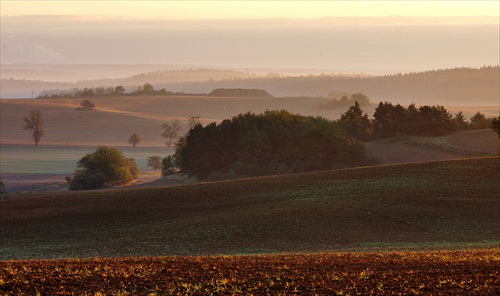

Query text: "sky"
[2, 0, 499, 20]
[1, 1, 499, 73]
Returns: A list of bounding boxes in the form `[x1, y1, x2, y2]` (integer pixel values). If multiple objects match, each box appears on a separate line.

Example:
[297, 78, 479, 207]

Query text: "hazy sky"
[2, 1, 499, 19]
[1, 1, 499, 73]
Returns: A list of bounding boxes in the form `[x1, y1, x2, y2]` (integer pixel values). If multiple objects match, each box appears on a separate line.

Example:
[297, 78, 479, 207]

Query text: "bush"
[69, 172, 105, 191]
[161, 155, 178, 177]
[69, 146, 138, 190]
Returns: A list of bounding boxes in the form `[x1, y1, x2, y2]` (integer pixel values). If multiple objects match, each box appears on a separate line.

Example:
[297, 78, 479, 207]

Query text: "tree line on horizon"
[29, 66, 499, 104]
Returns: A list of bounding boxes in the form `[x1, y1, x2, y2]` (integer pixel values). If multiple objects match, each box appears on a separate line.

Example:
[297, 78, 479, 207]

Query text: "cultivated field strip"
[1, 250, 498, 295]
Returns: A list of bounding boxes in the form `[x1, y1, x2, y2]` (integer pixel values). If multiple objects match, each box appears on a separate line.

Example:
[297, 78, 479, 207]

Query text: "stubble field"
[1, 250, 498, 295]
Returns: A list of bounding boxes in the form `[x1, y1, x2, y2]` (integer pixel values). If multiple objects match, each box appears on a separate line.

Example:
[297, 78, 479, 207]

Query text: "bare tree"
[23, 109, 45, 145]
[188, 115, 201, 129]
[128, 133, 141, 148]
[161, 120, 181, 147]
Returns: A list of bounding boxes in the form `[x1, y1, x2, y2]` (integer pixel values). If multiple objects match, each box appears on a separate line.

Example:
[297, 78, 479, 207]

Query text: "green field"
[0, 145, 173, 174]
[1, 157, 499, 259]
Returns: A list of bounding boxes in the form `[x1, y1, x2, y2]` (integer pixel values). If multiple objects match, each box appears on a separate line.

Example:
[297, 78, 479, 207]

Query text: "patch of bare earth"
[366, 129, 498, 164]
[447, 129, 499, 154]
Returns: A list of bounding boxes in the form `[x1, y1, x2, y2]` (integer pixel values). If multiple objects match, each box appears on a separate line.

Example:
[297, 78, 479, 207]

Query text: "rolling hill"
[1, 95, 497, 147]
[0, 96, 330, 146]
[1, 157, 498, 259]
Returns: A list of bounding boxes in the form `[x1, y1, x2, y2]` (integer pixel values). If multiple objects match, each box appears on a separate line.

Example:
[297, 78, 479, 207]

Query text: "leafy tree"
[82, 88, 95, 97]
[470, 112, 490, 129]
[373, 102, 401, 138]
[340, 101, 373, 142]
[23, 109, 45, 145]
[161, 155, 178, 176]
[491, 116, 500, 138]
[128, 133, 141, 148]
[161, 120, 181, 147]
[416, 105, 453, 136]
[350, 93, 370, 106]
[80, 99, 96, 110]
[452, 112, 468, 131]
[147, 155, 162, 172]
[70, 146, 137, 190]
[126, 158, 140, 179]
[115, 85, 126, 95]
[142, 83, 156, 94]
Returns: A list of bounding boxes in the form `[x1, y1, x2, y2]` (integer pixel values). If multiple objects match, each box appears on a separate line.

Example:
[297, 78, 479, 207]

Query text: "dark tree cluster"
[208, 88, 273, 98]
[175, 110, 369, 180]
[39, 86, 126, 98]
[38, 83, 187, 98]
[318, 93, 371, 110]
[371, 102, 491, 138]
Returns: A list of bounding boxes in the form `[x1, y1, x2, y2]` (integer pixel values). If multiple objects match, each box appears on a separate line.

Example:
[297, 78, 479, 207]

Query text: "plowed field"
[1, 250, 498, 295]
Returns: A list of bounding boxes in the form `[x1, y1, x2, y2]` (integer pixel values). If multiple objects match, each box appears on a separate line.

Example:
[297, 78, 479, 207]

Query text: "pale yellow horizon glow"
[1, 0, 499, 20]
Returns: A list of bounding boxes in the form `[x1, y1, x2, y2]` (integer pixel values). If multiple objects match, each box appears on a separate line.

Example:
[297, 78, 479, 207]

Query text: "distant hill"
[1, 157, 498, 259]
[159, 66, 500, 106]
[2, 67, 498, 105]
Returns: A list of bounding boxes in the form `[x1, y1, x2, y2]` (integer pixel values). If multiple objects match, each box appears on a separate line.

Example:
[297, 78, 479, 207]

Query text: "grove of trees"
[175, 110, 369, 180]
[69, 146, 139, 190]
[371, 102, 491, 139]
[23, 109, 45, 145]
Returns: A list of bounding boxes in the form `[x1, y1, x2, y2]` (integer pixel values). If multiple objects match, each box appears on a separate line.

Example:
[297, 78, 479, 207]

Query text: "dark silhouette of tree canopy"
[115, 85, 126, 95]
[128, 133, 141, 148]
[161, 155, 178, 176]
[470, 112, 491, 129]
[80, 99, 96, 110]
[373, 102, 454, 138]
[491, 116, 500, 138]
[23, 109, 45, 145]
[340, 101, 373, 142]
[453, 112, 468, 131]
[175, 110, 368, 180]
[208, 88, 273, 97]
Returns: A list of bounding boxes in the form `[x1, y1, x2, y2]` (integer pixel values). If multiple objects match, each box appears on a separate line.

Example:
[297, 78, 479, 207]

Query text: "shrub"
[68, 172, 105, 191]
[69, 146, 138, 190]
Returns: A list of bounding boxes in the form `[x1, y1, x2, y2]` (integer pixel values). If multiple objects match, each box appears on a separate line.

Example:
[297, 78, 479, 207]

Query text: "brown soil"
[1, 157, 498, 259]
[447, 129, 499, 154]
[1, 250, 498, 295]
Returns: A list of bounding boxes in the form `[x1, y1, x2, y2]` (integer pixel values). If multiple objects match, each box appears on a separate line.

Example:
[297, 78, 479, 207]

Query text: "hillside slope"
[0, 96, 328, 146]
[1, 157, 498, 259]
